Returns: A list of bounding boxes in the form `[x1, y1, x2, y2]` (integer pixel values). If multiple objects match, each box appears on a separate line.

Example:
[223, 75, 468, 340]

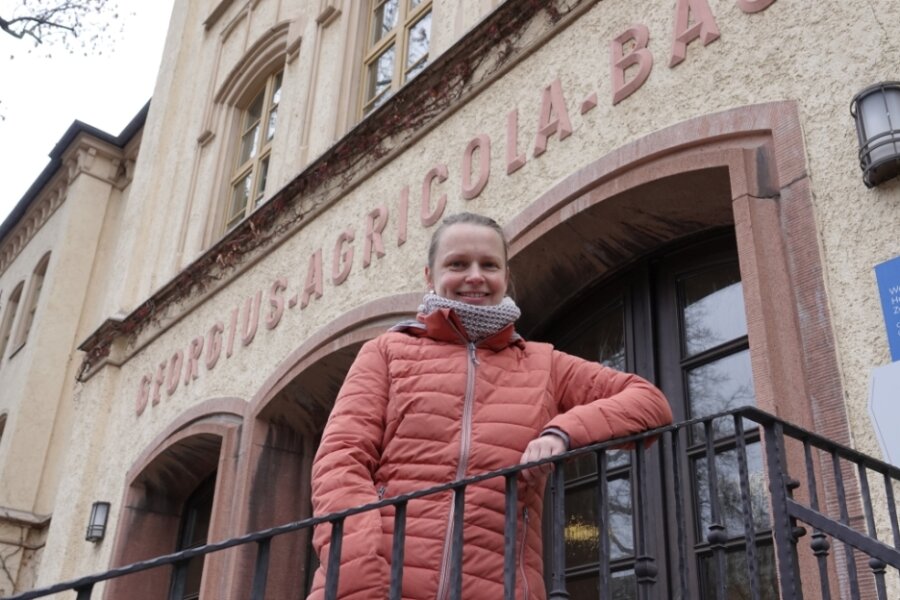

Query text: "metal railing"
[5, 406, 900, 600]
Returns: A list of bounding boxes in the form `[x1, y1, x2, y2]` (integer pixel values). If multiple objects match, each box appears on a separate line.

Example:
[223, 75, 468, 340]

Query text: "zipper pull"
[468, 342, 480, 365]
[377, 485, 386, 500]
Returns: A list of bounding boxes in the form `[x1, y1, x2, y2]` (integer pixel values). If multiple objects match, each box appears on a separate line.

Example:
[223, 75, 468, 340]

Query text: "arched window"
[224, 69, 284, 233]
[14, 252, 50, 348]
[361, 0, 432, 115]
[0, 281, 24, 361]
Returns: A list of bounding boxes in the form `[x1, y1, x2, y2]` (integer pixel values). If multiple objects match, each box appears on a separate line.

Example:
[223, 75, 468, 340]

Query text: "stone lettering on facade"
[133, 0, 779, 414]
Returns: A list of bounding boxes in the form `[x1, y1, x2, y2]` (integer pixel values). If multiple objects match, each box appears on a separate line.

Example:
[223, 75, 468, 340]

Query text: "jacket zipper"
[519, 506, 530, 599]
[435, 341, 479, 600]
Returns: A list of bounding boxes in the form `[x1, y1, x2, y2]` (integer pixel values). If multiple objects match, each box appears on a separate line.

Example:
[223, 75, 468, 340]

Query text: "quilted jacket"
[307, 308, 672, 599]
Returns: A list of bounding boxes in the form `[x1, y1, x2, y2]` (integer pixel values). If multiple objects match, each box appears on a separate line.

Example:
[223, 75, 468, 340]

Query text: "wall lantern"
[85, 501, 110, 542]
[851, 81, 900, 187]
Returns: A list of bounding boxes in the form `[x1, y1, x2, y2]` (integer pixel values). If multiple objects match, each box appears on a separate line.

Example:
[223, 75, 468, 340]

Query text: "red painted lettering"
[669, 0, 720, 67]
[166, 350, 183, 396]
[397, 187, 409, 247]
[363, 206, 388, 268]
[226, 307, 238, 358]
[185, 336, 204, 384]
[420, 164, 448, 227]
[135, 374, 152, 416]
[534, 78, 572, 157]
[461, 134, 491, 200]
[241, 290, 262, 346]
[206, 322, 224, 370]
[506, 109, 526, 175]
[152, 361, 166, 406]
[266, 278, 287, 330]
[332, 229, 355, 285]
[301, 249, 324, 309]
[737, 0, 775, 13]
[611, 24, 653, 105]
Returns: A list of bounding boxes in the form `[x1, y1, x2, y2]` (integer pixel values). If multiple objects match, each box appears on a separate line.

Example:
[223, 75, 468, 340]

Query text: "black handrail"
[4, 406, 899, 600]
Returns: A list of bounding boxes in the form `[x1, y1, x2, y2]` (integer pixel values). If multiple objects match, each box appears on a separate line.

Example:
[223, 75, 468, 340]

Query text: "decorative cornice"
[0, 104, 148, 276]
[0, 136, 129, 277]
[77, 0, 583, 380]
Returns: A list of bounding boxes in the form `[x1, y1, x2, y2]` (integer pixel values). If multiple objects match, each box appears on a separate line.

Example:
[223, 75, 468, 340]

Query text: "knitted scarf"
[419, 292, 521, 342]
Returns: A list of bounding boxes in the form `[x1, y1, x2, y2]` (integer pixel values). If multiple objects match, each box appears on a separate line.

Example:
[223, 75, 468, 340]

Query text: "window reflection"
[405, 11, 431, 80]
[680, 263, 746, 356]
[366, 44, 395, 111]
[363, 1, 431, 114]
[692, 444, 771, 538]
[688, 350, 755, 441]
[371, 0, 398, 44]
[567, 569, 635, 600]
[700, 543, 777, 600]
[564, 477, 633, 565]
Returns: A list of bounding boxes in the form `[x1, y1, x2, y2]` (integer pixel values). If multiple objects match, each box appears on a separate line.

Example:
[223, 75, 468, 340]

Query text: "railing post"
[704, 420, 728, 600]
[668, 428, 689, 597]
[250, 538, 270, 600]
[734, 416, 761, 600]
[324, 518, 344, 600]
[74, 584, 93, 600]
[389, 500, 407, 600]
[632, 438, 657, 600]
[503, 474, 518, 600]
[595, 448, 611, 599]
[449, 485, 466, 600]
[547, 464, 569, 599]
[763, 420, 802, 599]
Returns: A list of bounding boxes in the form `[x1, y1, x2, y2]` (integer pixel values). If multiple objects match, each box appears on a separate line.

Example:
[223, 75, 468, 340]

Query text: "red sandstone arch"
[105, 398, 246, 600]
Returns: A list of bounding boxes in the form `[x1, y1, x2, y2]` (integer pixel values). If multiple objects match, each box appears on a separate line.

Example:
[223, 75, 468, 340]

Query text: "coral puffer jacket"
[308, 308, 672, 600]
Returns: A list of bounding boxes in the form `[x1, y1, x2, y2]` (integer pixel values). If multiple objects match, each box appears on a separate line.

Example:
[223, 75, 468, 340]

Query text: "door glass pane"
[559, 300, 629, 479]
[568, 569, 636, 600]
[558, 301, 626, 370]
[688, 350, 755, 441]
[680, 263, 746, 356]
[371, 0, 398, 44]
[692, 443, 770, 539]
[699, 543, 777, 600]
[564, 478, 633, 566]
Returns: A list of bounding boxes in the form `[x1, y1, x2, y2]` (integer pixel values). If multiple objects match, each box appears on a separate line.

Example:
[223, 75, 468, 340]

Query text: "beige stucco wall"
[22, 0, 900, 593]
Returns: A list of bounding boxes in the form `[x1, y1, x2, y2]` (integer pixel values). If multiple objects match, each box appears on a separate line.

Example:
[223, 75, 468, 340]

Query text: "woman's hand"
[519, 434, 567, 486]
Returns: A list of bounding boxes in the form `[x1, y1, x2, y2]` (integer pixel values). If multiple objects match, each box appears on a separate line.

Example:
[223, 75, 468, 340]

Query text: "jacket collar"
[392, 308, 524, 351]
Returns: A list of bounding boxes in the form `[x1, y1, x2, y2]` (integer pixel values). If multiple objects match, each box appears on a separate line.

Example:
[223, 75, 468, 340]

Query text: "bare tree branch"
[1, 1, 124, 58]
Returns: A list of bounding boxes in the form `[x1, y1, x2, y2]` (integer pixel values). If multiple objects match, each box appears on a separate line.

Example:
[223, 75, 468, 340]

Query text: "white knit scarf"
[419, 292, 521, 342]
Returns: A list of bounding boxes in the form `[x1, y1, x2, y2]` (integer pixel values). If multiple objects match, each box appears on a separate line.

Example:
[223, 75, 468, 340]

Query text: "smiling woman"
[307, 211, 672, 600]
[0, 1, 174, 222]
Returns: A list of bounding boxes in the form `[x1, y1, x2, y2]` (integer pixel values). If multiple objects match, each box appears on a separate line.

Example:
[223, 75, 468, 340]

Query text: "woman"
[307, 212, 672, 599]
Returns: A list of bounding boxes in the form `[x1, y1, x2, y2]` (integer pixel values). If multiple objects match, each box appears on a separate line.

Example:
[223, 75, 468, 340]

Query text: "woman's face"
[425, 223, 509, 306]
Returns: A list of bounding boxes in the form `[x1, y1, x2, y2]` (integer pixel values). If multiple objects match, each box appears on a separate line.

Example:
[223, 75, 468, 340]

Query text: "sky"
[0, 1, 175, 225]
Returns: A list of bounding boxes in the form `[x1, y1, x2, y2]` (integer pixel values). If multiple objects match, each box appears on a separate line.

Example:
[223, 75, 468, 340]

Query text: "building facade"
[1, 0, 899, 598]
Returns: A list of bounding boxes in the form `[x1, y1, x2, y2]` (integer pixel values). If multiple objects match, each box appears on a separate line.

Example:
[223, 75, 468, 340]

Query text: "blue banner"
[875, 256, 900, 362]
